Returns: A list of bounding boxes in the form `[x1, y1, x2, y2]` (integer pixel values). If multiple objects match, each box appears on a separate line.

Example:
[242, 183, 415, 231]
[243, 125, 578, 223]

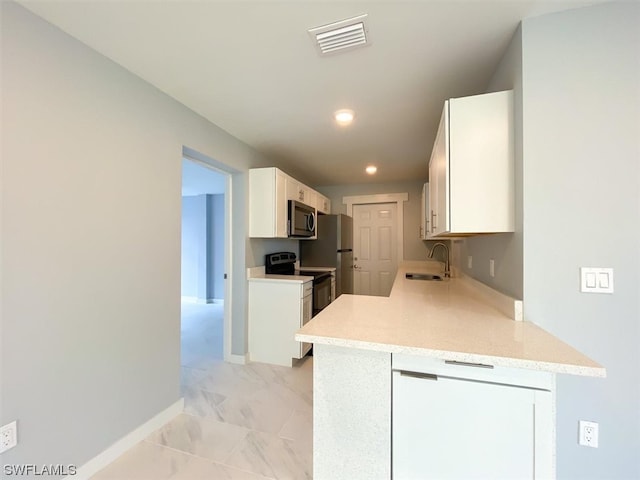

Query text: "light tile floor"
[91, 302, 313, 480]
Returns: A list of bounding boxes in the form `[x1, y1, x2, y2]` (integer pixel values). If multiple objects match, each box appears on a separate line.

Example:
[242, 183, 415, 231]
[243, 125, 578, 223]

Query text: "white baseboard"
[69, 398, 184, 479]
[226, 353, 248, 365]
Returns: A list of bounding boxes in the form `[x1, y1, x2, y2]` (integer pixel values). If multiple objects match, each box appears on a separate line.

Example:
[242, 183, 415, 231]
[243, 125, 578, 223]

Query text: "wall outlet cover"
[0, 421, 18, 453]
[579, 420, 599, 448]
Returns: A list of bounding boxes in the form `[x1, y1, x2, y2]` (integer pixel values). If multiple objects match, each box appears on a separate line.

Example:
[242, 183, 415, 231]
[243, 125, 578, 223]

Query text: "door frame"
[343, 193, 409, 263]
[182, 148, 239, 364]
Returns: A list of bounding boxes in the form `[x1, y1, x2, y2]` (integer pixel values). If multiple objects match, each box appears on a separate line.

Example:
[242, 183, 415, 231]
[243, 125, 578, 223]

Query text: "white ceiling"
[20, 0, 607, 186]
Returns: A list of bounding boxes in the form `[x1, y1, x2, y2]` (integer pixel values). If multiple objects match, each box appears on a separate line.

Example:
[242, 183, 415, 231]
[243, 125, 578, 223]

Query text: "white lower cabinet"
[248, 279, 312, 366]
[311, 349, 555, 480]
[392, 355, 553, 480]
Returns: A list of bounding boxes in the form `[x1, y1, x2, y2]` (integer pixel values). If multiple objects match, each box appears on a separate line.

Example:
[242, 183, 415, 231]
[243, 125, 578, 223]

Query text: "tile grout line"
[141, 439, 276, 479]
[218, 429, 279, 479]
[276, 409, 297, 440]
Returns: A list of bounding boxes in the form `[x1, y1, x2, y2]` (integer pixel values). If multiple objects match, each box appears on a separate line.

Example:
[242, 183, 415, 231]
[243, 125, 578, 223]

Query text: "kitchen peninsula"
[295, 261, 605, 480]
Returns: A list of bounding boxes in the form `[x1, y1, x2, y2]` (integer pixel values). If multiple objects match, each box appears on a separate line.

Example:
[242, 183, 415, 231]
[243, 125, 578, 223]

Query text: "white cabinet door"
[393, 369, 551, 480]
[317, 194, 331, 214]
[287, 177, 315, 206]
[286, 176, 301, 202]
[299, 286, 312, 358]
[248, 280, 311, 366]
[429, 105, 449, 237]
[448, 90, 514, 233]
[305, 188, 317, 212]
[249, 167, 288, 238]
[427, 90, 514, 237]
[275, 169, 287, 238]
[420, 183, 429, 239]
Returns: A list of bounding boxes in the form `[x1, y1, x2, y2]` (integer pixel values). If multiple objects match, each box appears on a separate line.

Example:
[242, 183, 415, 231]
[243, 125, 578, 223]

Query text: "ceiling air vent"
[308, 14, 370, 57]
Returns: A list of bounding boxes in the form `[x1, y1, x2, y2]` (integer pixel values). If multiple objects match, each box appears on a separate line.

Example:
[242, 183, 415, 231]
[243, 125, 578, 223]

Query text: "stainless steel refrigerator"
[300, 214, 353, 296]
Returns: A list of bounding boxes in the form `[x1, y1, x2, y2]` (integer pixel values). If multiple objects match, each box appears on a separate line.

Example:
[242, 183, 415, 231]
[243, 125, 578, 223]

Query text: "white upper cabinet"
[317, 194, 331, 215]
[249, 167, 322, 238]
[420, 183, 429, 239]
[286, 177, 314, 207]
[249, 167, 288, 238]
[428, 90, 514, 237]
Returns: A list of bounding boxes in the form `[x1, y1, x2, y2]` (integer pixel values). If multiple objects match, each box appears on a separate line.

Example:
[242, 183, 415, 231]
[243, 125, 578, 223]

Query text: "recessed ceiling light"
[366, 165, 377, 175]
[334, 109, 355, 126]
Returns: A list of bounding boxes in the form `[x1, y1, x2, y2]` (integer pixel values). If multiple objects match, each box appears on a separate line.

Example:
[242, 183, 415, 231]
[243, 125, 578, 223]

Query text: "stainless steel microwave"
[288, 200, 316, 238]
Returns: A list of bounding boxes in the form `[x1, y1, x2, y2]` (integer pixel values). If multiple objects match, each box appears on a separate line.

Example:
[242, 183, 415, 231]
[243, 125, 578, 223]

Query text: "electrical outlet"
[0, 421, 18, 453]
[489, 259, 495, 277]
[467, 255, 473, 269]
[579, 420, 599, 448]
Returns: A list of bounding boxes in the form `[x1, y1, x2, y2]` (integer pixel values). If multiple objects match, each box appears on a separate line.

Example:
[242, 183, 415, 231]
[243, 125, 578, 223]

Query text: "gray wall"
[247, 238, 300, 267]
[317, 180, 436, 261]
[180, 194, 225, 301]
[521, 3, 640, 478]
[181, 195, 207, 299]
[458, 25, 524, 299]
[452, 4, 640, 476]
[0, 2, 279, 473]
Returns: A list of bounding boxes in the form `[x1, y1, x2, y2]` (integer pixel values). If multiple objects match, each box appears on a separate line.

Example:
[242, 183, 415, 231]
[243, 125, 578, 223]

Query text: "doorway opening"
[180, 155, 233, 370]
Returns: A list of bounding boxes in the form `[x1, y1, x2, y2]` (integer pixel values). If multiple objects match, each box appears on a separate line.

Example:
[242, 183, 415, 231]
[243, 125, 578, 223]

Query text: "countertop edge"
[249, 275, 313, 284]
[297, 266, 337, 272]
[296, 333, 606, 378]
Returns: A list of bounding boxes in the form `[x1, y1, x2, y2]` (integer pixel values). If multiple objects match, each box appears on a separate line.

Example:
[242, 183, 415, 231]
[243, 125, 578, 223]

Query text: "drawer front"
[392, 353, 554, 391]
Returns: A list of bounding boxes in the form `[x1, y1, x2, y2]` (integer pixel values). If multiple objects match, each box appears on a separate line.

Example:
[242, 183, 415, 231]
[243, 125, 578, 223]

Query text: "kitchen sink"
[405, 273, 444, 281]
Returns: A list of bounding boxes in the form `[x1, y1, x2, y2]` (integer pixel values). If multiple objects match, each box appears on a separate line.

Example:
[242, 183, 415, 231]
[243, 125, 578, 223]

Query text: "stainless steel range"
[265, 252, 333, 316]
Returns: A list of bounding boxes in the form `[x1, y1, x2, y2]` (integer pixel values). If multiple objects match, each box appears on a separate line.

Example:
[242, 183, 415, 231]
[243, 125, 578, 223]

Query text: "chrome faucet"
[428, 242, 450, 278]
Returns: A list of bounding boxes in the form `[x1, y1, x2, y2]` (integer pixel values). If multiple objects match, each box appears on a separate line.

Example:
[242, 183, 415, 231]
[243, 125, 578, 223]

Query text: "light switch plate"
[580, 267, 614, 294]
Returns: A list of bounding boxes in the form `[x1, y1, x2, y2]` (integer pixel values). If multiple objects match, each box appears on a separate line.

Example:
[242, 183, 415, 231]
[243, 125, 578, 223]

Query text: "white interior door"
[353, 203, 398, 296]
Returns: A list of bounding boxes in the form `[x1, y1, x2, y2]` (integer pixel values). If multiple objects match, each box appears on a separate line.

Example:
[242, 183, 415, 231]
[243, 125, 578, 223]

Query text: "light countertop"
[248, 273, 313, 284]
[297, 266, 336, 273]
[247, 265, 335, 284]
[295, 261, 605, 377]
[247, 266, 313, 284]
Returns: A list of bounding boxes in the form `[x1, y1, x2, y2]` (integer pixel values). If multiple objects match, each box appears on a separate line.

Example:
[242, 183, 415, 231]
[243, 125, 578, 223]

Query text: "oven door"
[312, 273, 332, 316]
